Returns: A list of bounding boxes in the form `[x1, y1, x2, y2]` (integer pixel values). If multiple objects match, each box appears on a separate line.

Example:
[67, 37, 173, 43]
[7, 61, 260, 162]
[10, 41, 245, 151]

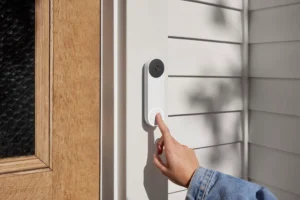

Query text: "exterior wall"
[167, 0, 244, 197]
[249, 1, 300, 199]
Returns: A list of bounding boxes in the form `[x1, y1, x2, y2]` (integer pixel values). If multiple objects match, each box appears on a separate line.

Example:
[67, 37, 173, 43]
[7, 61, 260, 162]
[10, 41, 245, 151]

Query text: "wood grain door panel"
[0, 0, 100, 199]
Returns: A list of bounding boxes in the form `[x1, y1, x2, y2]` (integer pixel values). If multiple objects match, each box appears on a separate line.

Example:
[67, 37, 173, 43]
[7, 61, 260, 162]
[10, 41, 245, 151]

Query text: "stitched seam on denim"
[200, 170, 212, 200]
[196, 169, 208, 200]
[197, 169, 213, 200]
[201, 170, 215, 200]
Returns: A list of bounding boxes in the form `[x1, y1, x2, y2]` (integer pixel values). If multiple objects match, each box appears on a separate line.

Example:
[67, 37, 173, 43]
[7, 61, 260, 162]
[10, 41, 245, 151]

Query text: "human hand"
[153, 114, 199, 188]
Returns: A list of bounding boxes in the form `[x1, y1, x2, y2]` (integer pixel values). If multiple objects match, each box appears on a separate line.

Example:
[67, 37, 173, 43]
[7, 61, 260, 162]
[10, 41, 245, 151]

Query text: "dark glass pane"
[0, 0, 35, 158]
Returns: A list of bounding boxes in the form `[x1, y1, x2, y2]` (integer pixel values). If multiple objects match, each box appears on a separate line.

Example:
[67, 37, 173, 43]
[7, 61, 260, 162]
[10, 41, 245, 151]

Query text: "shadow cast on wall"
[142, 67, 168, 200]
[141, 1, 242, 198]
[187, 65, 243, 166]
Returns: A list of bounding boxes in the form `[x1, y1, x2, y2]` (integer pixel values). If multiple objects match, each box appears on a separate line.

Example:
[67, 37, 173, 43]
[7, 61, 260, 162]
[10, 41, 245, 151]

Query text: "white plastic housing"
[144, 60, 165, 126]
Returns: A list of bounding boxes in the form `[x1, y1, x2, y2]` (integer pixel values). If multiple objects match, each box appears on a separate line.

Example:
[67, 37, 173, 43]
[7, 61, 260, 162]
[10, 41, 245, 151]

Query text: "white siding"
[193, 0, 243, 9]
[168, 112, 242, 149]
[167, 0, 243, 197]
[250, 0, 300, 10]
[249, 1, 300, 197]
[168, 39, 242, 76]
[249, 145, 300, 195]
[169, 143, 242, 193]
[168, 78, 243, 115]
[250, 111, 300, 155]
[250, 4, 300, 43]
[168, 0, 242, 42]
[169, 191, 187, 200]
[251, 180, 300, 200]
[250, 79, 300, 116]
[250, 42, 300, 78]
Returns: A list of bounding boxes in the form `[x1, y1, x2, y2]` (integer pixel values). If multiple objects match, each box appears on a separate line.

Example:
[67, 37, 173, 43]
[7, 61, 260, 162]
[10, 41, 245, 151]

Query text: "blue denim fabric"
[186, 168, 277, 200]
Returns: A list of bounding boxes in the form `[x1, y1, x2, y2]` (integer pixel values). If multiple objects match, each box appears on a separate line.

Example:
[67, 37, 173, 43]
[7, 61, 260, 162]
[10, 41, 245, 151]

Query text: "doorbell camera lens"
[149, 59, 164, 78]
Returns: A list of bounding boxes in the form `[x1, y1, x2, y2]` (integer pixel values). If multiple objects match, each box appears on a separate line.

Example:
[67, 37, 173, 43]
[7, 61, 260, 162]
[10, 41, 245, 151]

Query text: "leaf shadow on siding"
[212, 0, 227, 27]
[187, 65, 242, 173]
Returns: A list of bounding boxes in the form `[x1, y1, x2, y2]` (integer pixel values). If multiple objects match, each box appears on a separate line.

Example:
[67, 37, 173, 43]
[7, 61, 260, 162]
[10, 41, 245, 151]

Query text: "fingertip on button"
[148, 108, 164, 127]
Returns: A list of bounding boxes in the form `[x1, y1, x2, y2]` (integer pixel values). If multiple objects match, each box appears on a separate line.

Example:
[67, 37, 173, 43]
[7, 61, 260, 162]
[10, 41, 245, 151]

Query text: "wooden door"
[0, 0, 100, 199]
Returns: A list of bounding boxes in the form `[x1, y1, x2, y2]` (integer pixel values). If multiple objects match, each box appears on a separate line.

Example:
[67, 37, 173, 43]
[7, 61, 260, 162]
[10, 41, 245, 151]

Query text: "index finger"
[156, 113, 171, 139]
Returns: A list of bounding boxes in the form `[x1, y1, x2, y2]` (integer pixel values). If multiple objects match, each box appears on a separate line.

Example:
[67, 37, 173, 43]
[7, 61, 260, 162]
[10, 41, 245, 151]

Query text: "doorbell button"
[144, 58, 165, 127]
[149, 108, 164, 126]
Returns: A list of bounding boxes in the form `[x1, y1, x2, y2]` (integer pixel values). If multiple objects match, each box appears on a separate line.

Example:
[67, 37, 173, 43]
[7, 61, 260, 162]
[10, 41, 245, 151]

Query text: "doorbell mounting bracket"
[144, 59, 165, 127]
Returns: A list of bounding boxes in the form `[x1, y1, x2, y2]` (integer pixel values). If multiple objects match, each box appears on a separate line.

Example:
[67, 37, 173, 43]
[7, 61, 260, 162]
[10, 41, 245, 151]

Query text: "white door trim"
[101, 0, 126, 199]
[242, 0, 249, 180]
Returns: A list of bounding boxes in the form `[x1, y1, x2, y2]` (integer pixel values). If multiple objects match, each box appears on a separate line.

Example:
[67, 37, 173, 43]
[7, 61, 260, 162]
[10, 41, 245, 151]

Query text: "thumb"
[156, 113, 172, 140]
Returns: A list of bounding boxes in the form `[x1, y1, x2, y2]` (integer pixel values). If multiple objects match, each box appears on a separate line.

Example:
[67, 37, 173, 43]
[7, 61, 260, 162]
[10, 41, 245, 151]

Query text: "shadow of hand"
[144, 131, 168, 200]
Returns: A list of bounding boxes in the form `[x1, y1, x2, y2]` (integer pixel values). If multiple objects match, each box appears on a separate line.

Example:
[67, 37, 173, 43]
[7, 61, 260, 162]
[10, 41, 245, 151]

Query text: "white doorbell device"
[144, 59, 165, 127]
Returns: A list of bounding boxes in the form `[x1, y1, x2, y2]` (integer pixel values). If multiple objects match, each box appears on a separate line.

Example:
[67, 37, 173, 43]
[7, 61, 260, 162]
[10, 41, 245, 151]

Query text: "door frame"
[101, 0, 126, 199]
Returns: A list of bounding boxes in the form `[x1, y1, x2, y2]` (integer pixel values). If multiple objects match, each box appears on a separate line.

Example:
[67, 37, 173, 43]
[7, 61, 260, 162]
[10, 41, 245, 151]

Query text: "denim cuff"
[186, 167, 215, 200]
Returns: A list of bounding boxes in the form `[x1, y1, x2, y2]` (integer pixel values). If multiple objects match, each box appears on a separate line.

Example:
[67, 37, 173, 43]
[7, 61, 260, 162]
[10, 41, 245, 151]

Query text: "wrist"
[185, 168, 198, 188]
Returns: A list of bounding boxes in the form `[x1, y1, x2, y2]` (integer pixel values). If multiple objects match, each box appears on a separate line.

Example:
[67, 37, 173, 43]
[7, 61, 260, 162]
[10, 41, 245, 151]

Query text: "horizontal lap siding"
[250, 42, 300, 78]
[169, 191, 187, 200]
[249, 145, 300, 195]
[250, 4, 300, 43]
[250, 111, 300, 155]
[168, 112, 242, 149]
[251, 180, 300, 200]
[192, 0, 243, 10]
[168, 39, 242, 77]
[168, 0, 242, 43]
[168, 0, 243, 196]
[250, 79, 300, 116]
[249, 1, 300, 197]
[168, 78, 243, 115]
[250, 0, 300, 10]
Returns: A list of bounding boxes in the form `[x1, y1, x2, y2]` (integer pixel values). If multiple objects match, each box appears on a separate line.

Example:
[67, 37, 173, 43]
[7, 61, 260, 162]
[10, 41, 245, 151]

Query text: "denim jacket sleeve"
[186, 168, 277, 200]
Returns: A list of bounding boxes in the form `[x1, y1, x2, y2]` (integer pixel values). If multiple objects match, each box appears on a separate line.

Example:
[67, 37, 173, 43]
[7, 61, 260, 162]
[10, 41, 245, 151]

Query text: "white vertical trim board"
[101, 0, 114, 199]
[126, 0, 168, 199]
[114, 0, 126, 199]
[101, 0, 126, 199]
[242, 0, 249, 180]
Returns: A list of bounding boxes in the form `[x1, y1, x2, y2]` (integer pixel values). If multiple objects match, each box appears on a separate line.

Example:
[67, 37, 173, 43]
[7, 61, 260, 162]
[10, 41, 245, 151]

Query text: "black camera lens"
[149, 59, 164, 78]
